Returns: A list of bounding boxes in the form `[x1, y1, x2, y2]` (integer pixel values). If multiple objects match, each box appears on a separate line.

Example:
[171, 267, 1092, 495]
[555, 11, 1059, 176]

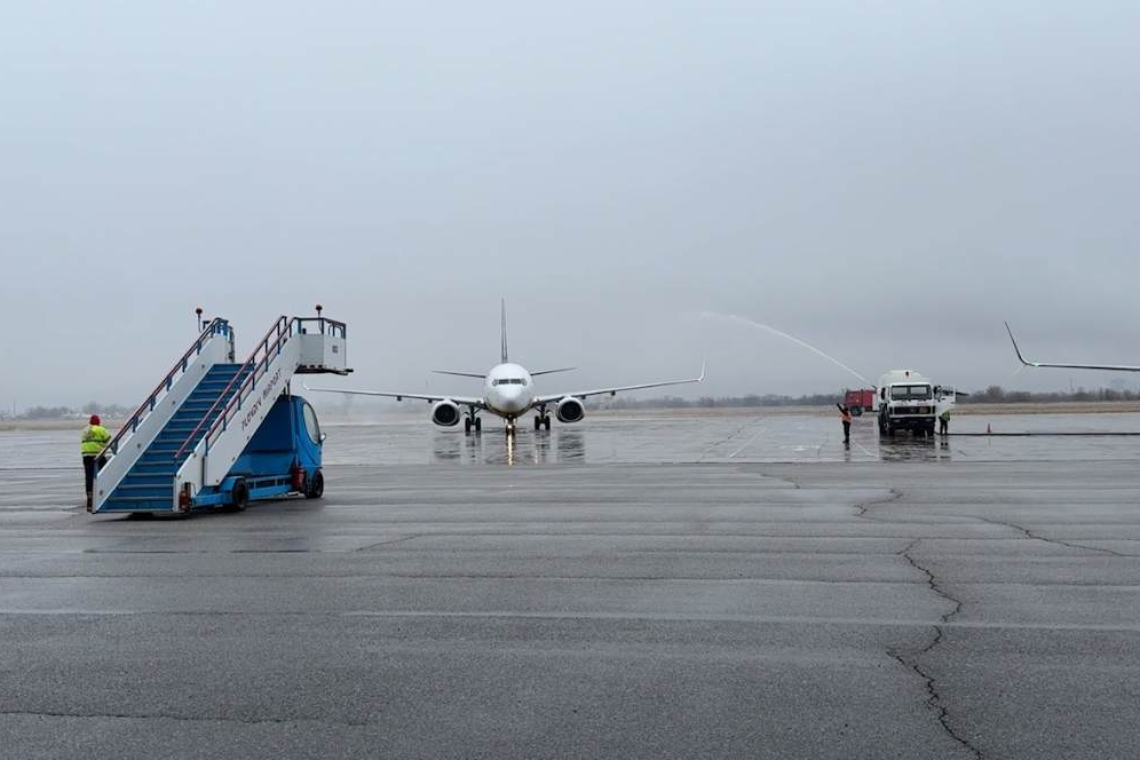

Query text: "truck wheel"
[230, 479, 249, 512]
[306, 470, 324, 499]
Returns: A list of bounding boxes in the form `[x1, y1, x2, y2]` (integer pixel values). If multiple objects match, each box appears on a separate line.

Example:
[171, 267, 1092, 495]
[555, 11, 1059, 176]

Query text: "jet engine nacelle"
[556, 397, 585, 424]
[431, 400, 462, 427]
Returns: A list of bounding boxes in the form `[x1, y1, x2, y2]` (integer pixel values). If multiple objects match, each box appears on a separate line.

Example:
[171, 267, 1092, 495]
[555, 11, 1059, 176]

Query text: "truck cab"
[877, 370, 937, 438]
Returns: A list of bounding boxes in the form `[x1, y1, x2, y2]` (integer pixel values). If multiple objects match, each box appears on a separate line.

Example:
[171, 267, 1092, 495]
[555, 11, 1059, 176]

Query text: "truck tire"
[230, 479, 249, 512]
[306, 470, 324, 499]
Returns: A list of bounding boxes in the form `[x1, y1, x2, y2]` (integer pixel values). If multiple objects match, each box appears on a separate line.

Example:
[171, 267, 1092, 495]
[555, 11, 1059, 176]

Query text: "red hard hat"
[89, 414, 101, 425]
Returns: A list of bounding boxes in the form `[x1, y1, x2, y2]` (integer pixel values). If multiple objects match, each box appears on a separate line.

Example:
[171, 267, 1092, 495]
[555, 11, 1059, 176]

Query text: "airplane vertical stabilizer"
[501, 298, 509, 364]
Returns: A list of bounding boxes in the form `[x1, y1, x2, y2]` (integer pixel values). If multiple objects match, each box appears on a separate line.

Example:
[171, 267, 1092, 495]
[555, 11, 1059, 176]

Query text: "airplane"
[1006, 322, 1140, 372]
[304, 301, 705, 435]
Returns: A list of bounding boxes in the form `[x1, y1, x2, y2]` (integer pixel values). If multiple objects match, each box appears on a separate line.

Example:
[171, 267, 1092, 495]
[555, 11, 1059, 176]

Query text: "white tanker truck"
[876, 369, 959, 438]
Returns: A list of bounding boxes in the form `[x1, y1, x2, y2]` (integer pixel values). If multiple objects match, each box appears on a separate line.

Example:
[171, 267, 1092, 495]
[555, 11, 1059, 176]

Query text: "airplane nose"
[499, 387, 524, 412]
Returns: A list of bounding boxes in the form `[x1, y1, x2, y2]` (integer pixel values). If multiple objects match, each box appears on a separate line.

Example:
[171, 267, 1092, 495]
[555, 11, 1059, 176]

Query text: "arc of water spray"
[698, 311, 871, 386]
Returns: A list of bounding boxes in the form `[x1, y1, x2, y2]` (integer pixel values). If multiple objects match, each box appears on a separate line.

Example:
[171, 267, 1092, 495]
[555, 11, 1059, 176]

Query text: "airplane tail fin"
[501, 298, 509, 364]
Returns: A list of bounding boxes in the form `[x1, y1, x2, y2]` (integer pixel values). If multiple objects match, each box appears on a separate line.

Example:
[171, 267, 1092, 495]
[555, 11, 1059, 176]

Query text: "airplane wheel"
[534, 416, 542, 430]
[475, 418, 482, 433]
[465, 418, 472, 435]
[543, 416, 551, 431]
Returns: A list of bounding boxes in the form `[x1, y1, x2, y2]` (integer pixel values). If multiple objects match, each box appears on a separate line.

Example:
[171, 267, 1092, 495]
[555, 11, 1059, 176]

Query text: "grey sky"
[3, 2, 1139, 408]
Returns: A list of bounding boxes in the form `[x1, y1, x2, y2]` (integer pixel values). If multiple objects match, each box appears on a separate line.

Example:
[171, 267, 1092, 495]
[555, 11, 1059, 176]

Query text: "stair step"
[112, 485, 172, 498]
[120, 478, 171, 488]
[100, 497, 174, 511]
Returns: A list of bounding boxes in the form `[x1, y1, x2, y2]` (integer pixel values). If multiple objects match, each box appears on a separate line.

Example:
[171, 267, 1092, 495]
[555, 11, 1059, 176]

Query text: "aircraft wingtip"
[1004, 322, 1033, 366]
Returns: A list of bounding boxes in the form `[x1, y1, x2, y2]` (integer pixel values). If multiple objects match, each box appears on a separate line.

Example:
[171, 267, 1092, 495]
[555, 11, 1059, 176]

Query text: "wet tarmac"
[1, 413, 1138, 758]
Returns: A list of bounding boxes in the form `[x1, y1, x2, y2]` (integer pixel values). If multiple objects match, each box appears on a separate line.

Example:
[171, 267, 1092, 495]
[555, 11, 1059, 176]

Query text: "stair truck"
[876, 369, 937, 437]
[93, 313, 350, 514]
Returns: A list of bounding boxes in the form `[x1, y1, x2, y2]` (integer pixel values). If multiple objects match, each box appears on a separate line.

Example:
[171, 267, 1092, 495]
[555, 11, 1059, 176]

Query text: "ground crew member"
[836, 403, 852, 445]
[81, 415, 111, 511]
[939, 408, 951, 437]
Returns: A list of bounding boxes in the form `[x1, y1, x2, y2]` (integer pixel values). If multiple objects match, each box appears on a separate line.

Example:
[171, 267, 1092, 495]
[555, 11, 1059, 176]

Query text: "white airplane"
[305, 301, 705, 434]
[1006, 322, 1140, 372]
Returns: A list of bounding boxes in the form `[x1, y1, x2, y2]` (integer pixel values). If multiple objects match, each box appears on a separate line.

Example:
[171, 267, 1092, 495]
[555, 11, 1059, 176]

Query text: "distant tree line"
[604, 385, 1140, 410]
[960, 386, 1140, 404]
[4, 386, 1137, 421]
[0, 401, 134, 421]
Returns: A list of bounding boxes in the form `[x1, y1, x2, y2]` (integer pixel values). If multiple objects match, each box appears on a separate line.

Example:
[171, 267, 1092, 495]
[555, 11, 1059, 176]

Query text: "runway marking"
[728, 426, 766, 458]
[3, 607, 1140, 632]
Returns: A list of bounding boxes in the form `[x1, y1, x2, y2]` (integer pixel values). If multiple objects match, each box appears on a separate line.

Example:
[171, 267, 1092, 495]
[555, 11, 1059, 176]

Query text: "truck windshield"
[892, 385, 931, 400]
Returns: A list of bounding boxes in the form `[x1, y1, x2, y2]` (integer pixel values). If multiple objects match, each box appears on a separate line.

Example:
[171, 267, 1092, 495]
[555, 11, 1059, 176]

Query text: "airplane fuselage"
[483, 363, 536, 419]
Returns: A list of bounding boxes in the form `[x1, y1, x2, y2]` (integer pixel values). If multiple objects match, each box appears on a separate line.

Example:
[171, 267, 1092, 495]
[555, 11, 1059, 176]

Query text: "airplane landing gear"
[534, 405, 551, 431]
[464, 408, 482, 436]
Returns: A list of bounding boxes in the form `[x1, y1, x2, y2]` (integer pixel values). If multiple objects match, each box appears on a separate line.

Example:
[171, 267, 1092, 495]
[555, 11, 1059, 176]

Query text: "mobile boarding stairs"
[93, 314, 349, 514]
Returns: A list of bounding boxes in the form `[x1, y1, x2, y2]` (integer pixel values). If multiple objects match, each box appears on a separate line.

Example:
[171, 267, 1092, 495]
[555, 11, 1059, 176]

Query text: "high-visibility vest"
[81, 425, 110, 456]
[940, 410, 951, 422]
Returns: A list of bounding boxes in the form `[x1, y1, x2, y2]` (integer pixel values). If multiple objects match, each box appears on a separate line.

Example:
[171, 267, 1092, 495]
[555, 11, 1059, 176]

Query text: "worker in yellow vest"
[836, 403, 853, 445]
[81, 414, 111, 511]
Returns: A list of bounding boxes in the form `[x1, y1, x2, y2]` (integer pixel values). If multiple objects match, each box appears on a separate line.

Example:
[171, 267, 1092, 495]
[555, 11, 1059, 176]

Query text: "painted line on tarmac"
[3, 608, 1140, 633]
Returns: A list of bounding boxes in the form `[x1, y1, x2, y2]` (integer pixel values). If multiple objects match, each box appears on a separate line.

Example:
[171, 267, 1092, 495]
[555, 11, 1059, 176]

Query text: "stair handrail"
[101, 318, 233, 458]
[174, 316, 291, 459]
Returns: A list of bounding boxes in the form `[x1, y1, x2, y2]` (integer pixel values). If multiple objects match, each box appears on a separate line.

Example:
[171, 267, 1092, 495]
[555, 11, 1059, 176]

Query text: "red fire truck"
[842, 388, 877, 416]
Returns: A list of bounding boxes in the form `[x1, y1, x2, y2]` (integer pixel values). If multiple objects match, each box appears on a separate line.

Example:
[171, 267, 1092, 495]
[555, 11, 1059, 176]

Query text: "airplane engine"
[556, 397, 585, 424]
[431, 400, 462, 427]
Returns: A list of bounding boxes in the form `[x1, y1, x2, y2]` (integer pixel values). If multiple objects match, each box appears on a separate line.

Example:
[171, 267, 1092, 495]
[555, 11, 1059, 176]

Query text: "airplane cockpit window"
[493, 378, 526, 386]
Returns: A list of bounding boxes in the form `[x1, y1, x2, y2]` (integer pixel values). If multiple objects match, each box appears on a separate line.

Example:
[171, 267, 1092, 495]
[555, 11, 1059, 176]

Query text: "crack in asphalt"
[974, 516, 1129, 557]
[854, 488, 903, 520]
[887, 637, 983, 760]
[879, 493, 982, 758]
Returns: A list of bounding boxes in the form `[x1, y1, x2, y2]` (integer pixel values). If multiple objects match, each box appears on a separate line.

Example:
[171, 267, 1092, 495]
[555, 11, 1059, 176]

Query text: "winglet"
[697, 360, 706, 382]
[1004, 322, 1036, 367]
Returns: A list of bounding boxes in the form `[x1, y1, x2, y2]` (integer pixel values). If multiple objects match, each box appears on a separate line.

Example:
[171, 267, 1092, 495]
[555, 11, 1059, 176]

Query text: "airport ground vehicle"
[877, 370, 937, 437]
[93, 313, 349, 514]
[188, 394, 326, 510]
[843, 388, 877, 416]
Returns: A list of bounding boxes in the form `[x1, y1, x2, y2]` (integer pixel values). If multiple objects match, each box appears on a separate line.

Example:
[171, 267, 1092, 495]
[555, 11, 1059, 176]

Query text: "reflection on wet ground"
[4, 411, 1140, 468]
[430, 428, 587, 466]
[322, 411, 1140, 466]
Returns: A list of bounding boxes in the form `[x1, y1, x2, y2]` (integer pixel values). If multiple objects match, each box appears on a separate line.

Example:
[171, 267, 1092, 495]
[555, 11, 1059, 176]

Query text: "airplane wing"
[534, 363, 705, 404]
[1006, 323, 1140, 372]
[301, 383, 484, 407]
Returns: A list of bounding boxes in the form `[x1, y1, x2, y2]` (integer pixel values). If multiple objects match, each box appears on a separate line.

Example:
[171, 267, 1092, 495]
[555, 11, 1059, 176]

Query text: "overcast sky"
[4, 2, 1140, 409]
